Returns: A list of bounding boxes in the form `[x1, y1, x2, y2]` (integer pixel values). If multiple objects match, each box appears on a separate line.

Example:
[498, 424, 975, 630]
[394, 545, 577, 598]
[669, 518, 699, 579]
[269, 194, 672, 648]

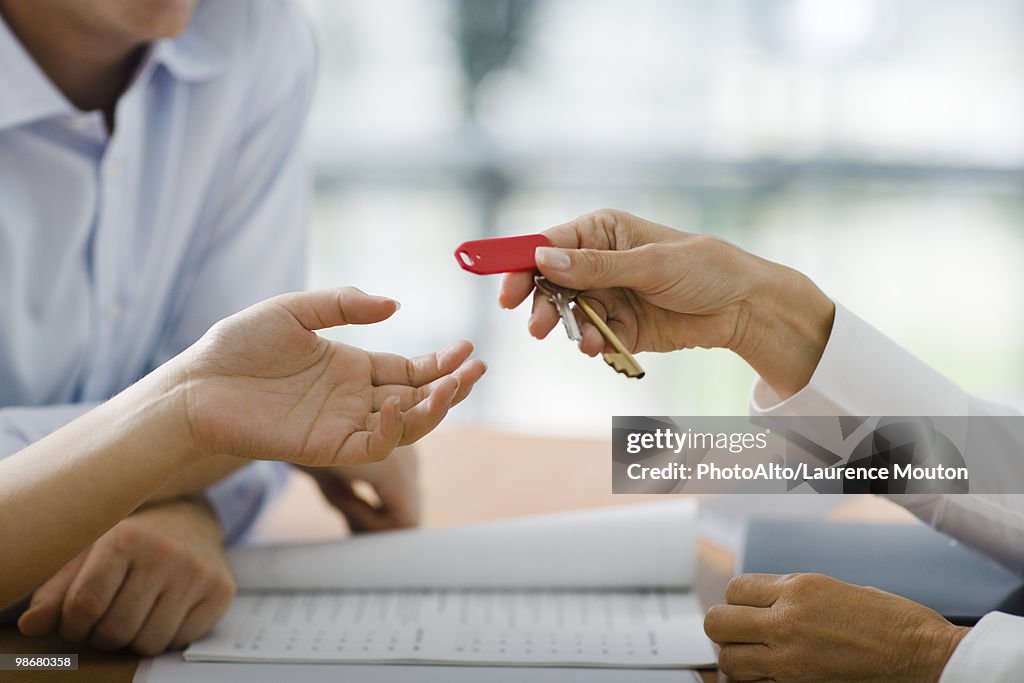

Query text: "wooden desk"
[0, 427, 908, 682]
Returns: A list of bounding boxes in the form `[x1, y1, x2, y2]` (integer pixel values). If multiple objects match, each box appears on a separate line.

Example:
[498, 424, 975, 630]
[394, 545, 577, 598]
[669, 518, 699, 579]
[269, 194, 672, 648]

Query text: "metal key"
[534, 276, 581, 342]
[575, 297, 645, 379]
[534, 277, 645, 379]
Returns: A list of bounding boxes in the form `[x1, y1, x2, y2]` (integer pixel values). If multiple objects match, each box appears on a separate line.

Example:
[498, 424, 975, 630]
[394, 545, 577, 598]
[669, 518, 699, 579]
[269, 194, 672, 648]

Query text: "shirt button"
[106, 300, 122, 320]
[106, 161, 124, 182]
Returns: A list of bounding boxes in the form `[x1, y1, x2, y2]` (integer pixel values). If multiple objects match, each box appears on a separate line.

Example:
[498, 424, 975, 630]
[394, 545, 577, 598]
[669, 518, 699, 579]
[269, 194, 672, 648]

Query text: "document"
[185, 501, 714, 668]
[137, 654, 705, 683]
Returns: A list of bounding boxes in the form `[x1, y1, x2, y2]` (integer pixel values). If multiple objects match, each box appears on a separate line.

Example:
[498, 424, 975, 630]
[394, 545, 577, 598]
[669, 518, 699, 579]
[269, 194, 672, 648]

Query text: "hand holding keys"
[456, 235, 645, 379]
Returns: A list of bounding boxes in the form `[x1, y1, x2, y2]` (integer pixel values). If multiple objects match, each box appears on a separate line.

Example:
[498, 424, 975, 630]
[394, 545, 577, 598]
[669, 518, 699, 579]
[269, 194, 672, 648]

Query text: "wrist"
[174, 495, 227, 544]
[119, 354, 208, 470]
[738, 259, 835, 399]
[913, 623, 970, 682]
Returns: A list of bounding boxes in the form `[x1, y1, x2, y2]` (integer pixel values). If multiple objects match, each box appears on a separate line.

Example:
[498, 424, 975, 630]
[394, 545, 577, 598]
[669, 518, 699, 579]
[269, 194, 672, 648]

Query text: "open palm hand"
[178, 288, 485, 467]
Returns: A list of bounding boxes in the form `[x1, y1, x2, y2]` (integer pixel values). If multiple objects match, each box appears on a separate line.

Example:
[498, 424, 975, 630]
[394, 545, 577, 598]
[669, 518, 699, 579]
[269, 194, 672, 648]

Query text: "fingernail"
[391, 300, 401, 311]
[536, 247, 570, 271]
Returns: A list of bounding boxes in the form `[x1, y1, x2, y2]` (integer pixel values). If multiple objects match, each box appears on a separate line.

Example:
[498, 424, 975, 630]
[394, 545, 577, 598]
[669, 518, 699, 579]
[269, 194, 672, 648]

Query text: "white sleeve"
[939, 612, 1024, 682]
[750, 303, 1024, 573]
[749, 303, 969, 417]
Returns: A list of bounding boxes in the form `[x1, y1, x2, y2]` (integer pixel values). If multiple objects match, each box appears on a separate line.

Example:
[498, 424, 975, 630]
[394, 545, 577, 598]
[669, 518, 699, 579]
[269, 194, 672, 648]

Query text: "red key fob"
[454, 234, 553, 274]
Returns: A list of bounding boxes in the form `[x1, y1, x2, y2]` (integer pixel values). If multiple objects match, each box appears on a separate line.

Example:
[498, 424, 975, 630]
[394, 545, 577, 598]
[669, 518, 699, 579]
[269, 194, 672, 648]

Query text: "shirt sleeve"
[939, 612, 1024, 682]
[749, 303, 969, 417]
[150, 2, 317, 544]
[0, 402, 101, 458]
[749, 303, 1024, 571]
[749, 304, 1024, 678]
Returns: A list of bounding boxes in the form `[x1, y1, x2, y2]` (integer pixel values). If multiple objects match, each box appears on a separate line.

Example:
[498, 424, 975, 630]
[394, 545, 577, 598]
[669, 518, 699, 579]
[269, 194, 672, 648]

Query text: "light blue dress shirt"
[0, 0, 316, 543]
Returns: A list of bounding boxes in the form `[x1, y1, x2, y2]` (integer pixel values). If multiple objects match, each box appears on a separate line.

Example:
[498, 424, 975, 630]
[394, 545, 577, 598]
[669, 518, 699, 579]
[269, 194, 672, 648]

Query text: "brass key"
[534, 277, 645, 379]
[574, 297, 645, 379]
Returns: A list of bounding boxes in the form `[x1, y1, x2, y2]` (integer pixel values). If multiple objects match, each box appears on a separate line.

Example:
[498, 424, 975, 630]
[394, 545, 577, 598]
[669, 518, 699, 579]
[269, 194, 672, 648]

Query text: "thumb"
[18, 552, 87, 636]
[535, 246, 654, 291]
[273, 287, 401, 331]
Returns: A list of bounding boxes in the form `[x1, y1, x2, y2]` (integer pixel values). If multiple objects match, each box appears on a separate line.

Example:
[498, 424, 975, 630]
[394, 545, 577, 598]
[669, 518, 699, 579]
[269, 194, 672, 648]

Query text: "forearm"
[0, 403, 103, 460]
[0, 366, 200, 608]
[148, 454, 250, 502]
[0, 404, 239, 505]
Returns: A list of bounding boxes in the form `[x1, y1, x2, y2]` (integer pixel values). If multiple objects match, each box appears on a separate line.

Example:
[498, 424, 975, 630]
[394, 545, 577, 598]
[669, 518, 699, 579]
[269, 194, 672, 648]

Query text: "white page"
[184, 589, 715, 668]
[137, 653, 705, 683]
[229, 501, 696, 591]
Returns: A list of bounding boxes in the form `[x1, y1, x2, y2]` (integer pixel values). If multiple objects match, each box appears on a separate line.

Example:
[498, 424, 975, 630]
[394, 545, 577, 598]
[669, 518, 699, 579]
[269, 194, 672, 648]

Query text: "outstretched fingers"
[397, 375, 462, 444]
[369, 341, 475, 389]
[447, 358, 486, 406]
[334, 396, 405, 465]
[372, 358, 487, 411]
[334, 355, 486, 465]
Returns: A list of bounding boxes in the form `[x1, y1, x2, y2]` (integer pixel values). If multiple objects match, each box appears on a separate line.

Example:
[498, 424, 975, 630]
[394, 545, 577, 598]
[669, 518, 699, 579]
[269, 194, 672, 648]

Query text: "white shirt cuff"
[940, 611, 1024, 682]
[750, 302, 968, 418]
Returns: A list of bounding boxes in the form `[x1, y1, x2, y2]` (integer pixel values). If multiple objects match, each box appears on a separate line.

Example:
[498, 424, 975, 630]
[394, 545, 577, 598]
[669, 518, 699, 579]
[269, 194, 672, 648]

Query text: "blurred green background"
[300, 0, 1024, 434]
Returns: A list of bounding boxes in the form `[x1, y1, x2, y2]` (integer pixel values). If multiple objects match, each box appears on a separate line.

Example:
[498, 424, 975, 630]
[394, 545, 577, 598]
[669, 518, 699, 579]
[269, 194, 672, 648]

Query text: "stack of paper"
[185, 501, 714, 669]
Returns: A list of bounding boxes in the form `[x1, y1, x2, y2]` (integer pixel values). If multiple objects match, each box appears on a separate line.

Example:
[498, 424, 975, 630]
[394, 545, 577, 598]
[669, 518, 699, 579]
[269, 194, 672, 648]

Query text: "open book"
[184, 501, 715, 669]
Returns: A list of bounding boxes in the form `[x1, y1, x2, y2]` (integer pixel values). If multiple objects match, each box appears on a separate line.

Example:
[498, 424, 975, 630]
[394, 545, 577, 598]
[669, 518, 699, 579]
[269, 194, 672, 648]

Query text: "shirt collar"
[150, 22, 224, 83]
[0, 13, 73, 130]
[0, 14, 224, 131]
